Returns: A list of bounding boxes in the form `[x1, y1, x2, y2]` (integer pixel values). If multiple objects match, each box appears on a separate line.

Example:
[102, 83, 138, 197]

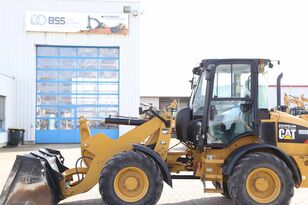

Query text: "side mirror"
[192, 66, 201, 75]
[269, 61, 274, 68]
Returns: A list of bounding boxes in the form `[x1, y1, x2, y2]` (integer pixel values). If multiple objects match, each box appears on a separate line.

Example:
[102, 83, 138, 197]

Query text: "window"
[36, 46, 120, 142]
[208, 64, 253, 145]
[192, 72, 207, 116]
[258, 65, 269, 109]
[0, 96, 5, 131]
[213, 64, 251, 98]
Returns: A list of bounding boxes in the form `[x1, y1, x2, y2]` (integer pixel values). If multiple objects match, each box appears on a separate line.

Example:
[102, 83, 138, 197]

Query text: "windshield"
[190, 71, 207, 116]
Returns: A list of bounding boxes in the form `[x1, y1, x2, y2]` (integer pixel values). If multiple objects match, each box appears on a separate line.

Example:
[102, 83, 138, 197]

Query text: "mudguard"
[132, 144, 173, 187]
[222, 143, 301, 185]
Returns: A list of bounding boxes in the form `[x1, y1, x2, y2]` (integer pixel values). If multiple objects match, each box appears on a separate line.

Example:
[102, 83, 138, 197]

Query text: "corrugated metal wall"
[0, 75, 15, 146]
[0, 0, 140, 142]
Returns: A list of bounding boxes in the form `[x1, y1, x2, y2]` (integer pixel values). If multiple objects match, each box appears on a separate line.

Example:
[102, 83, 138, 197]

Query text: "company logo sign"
[26, 11, 128, 35]
[278, 123, 308, 143]
[30, 15, 47, 25]
[278, 124, 296, 140]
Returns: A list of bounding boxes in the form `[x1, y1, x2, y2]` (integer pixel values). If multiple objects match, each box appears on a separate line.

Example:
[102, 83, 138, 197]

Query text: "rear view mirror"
[192, 66, 201, 75]
[269, 61, 274, 68]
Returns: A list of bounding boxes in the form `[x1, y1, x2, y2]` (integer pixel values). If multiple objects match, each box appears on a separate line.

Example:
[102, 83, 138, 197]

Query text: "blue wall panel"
[36, 129, 119, 143]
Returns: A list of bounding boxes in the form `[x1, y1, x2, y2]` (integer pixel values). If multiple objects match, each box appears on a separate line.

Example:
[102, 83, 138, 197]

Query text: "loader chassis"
[2, 59, 308, 205]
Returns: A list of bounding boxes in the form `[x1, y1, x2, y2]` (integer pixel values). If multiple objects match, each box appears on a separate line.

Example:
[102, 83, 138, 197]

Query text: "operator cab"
[176, 59, 272, 148]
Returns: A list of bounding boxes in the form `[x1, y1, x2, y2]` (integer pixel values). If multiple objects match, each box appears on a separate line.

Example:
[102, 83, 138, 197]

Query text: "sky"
[139, 0, 308, 97]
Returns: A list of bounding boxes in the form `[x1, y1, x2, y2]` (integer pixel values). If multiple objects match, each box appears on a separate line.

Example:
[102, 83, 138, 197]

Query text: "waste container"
[7, 128, 25, 146]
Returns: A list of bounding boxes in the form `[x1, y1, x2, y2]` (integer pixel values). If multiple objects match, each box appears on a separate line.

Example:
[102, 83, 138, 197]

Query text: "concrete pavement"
[0, 144, 307, 205]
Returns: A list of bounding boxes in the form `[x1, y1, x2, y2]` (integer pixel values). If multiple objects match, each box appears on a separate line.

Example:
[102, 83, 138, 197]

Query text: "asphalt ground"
[0, 144, 307, 205]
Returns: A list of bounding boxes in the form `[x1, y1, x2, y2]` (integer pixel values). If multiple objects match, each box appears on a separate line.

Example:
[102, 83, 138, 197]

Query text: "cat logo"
[278, 124, 296, 140]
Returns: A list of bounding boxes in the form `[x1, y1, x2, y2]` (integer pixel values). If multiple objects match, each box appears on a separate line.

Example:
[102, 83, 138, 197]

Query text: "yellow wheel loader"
[2, 58, 308, 205]
[283, 93, 308, 118]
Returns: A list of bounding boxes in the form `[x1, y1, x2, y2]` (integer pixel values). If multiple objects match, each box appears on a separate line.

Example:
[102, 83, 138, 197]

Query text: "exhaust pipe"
[277, 73, 283, 107]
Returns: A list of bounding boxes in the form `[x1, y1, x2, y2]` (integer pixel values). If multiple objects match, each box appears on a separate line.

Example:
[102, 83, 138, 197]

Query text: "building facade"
[0, 0, 140, 145]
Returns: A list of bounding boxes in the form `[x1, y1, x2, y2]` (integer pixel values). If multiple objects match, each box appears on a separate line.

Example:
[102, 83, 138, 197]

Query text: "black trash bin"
[7, 128, 25, 146]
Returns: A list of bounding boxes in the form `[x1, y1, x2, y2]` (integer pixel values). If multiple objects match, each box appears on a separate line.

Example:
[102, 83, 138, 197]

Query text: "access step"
[171, 175, 200, 179]
[205, 174, 222, 180]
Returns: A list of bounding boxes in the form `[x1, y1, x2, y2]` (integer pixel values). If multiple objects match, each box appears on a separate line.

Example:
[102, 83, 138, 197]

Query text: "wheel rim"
[246, 168, 281, 203]
[114, 166, 149, 202]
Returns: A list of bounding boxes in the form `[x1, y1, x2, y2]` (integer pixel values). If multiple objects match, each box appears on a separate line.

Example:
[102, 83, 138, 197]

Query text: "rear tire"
[99, 151, 163, 205]
[228, 152, 294, 205]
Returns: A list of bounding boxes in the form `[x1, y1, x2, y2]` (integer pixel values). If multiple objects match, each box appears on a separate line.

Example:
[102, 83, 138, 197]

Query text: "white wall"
[0, 0, 140, 142]
[0, 74, 15, 147]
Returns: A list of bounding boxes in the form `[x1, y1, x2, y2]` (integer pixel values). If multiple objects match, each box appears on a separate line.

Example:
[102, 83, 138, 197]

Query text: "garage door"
[36, 46, 119, 143]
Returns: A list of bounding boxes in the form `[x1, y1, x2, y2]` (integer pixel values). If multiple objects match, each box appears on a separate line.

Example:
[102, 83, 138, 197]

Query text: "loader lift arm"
[0, 103, 175, 205]
[61, 111, 174, 198]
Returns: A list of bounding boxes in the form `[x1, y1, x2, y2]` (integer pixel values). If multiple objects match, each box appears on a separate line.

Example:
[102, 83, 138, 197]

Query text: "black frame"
[200, 59, 265, 148]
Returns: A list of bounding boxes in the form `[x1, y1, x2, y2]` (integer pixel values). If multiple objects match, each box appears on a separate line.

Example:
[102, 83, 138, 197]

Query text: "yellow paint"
[282, 135, 292, 140]
[267, 110, 308, 188]
[246, 168, 281, 203]
[60, 105, 176, 199]
[113, 167, 149, 202]
[59, 102, 308, 200]
[166, 152, 191, 173]
[291, 156, 308, 187]
[61, 116, 165, 198]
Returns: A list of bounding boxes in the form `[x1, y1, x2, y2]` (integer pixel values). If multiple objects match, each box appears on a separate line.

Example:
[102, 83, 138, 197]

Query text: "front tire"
[228, 152, 294, 205]
[99, 151, 163, 205]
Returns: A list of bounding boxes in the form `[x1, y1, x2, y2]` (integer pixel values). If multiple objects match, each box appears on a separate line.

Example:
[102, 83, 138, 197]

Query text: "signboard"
[26, 11, 128, 34]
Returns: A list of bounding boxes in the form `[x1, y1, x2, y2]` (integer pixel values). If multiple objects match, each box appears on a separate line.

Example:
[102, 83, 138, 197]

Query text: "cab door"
[207, 63, 254, 146]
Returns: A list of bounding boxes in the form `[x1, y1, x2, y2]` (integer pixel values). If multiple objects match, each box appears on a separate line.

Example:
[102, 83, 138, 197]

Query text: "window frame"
[213, 64, 252, 99]
[206, 62, 256, 148]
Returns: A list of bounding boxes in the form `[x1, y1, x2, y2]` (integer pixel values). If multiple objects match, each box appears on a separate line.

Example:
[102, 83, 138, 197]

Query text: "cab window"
[208, 64, 253, 145]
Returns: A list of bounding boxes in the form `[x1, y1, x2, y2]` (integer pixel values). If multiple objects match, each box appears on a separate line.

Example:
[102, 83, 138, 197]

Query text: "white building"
[0, 0, 140, 146]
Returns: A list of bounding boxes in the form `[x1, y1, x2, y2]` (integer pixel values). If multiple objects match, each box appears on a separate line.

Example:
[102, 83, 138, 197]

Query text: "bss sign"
[48, 17, 65, 25]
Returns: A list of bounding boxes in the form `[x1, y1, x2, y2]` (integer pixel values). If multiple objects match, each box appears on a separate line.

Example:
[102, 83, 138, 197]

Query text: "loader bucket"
[0, 148, 68, 205]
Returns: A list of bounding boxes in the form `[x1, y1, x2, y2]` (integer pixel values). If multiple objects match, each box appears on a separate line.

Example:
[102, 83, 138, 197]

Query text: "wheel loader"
[1, 58, 308, 205]
[283, 93, 308, 117]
